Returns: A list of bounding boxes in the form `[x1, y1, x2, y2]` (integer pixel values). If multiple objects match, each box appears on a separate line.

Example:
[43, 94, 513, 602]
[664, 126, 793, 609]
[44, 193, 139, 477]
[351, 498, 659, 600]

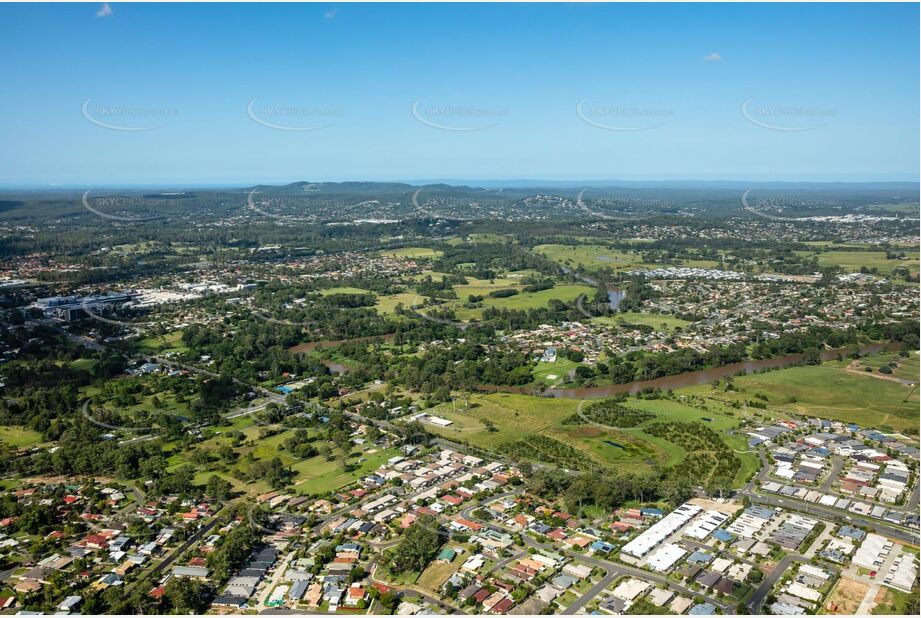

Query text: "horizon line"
[1, 178, 919, 191]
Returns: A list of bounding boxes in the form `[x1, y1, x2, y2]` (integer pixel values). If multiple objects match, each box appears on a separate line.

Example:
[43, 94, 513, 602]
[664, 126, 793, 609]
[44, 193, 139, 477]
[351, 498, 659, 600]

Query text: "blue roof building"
[688, 550, 712, 564]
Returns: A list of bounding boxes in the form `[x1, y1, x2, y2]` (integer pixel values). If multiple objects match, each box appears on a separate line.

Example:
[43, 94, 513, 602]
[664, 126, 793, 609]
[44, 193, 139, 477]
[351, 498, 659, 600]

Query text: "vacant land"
[680, 358, 919, 433]
[824, 577, 870, 614]
[165, 416, 399, 496]
[594, 311, 691, 331]
[534, 244, 647, 272]
[416, 551, 466, 591]
[137, 330, 189, 355]
[319, 286, 373, 296]
[532, 358, 581, 384]
[421, 392, 756, 481]
[847, 351, 919, 385]
[424, 392, 670, 471]
[69, 357, 99, 371]
[381, 246, 443, 259]
[794, 249, 919, 274]
[870, 585, 918, 615]
[469, 284, 592, 315]
[0, 426, 44, 448]
[446, 233, 513, 245]
[412, 273, 592, 321]
[375, 291, 421, 315]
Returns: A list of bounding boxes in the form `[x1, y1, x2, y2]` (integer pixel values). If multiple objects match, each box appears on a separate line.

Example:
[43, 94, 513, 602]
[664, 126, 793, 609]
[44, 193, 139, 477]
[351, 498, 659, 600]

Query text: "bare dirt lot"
[824, 576, 870, 614]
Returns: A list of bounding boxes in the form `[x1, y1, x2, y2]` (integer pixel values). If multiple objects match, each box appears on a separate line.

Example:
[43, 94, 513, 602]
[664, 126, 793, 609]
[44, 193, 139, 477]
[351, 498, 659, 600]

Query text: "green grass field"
[593, 312, 691, 332]
[534, 244, 647, 272]
[794, 249, 919, 274]
[532, 358, 581, 384]
[677, 358, 919, 433]
[421, 391, 759, 484]
[865, 202, 920, 216]
[446, 233, 513, 245]
[380, 247, 444, 259]
[849, 351, 919, 384]
[467, 284, 593, 316]
[165, 416, 399, 496]
[69, 358, 99, 371]
[375, 292, 419, 315]
[404, 273, 592, 322]
[0, 426, 44, 448]
[416, 551, 466, 591]
[534, 243, 719, 273]
[319, 286, 373, 296]
[137, 331, 189, 355]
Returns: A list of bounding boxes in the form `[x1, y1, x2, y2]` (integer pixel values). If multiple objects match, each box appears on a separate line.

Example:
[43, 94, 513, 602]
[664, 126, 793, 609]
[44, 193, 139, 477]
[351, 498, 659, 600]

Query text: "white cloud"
[324, 9, 337, 20]
[96, 3, 113, 18]
[703, 52, 722, 62]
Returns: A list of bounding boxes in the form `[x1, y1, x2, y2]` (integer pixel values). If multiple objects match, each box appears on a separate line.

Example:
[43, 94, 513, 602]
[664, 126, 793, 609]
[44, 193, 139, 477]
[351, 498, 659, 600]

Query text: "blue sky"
[0, 2, 918, 185]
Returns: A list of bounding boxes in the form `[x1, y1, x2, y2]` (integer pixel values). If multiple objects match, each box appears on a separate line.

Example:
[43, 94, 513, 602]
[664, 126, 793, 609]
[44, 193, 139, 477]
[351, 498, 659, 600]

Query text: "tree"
[164, 577, 209, 614]
[379, 590, 400, 612]
[205, 475, 233, 501]
[391, 514, 441, 573]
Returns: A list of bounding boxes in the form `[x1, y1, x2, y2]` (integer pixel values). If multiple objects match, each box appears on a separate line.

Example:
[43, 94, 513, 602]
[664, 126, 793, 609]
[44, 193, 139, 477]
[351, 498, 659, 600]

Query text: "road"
[818, 456, 845, 493]
[469, 505, 733, 614]
[128, 505, 227, 592]
[746, 554, 808, 614]
[256, 549, 295, 611]
[50, 319, 920, 614]
[741, 493, 919, 546]
[562, 569, 617, 615]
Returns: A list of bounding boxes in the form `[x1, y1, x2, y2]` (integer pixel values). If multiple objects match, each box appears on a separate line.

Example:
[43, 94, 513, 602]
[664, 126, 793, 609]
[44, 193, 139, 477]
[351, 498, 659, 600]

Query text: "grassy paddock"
[137, 331, 189, 355]
[678, 359, 919, 433]
[380, 247, 444, 259]
[593, 312, 691, 331]
[534, 244, 647, 272]
[0, 426, 44, 448]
